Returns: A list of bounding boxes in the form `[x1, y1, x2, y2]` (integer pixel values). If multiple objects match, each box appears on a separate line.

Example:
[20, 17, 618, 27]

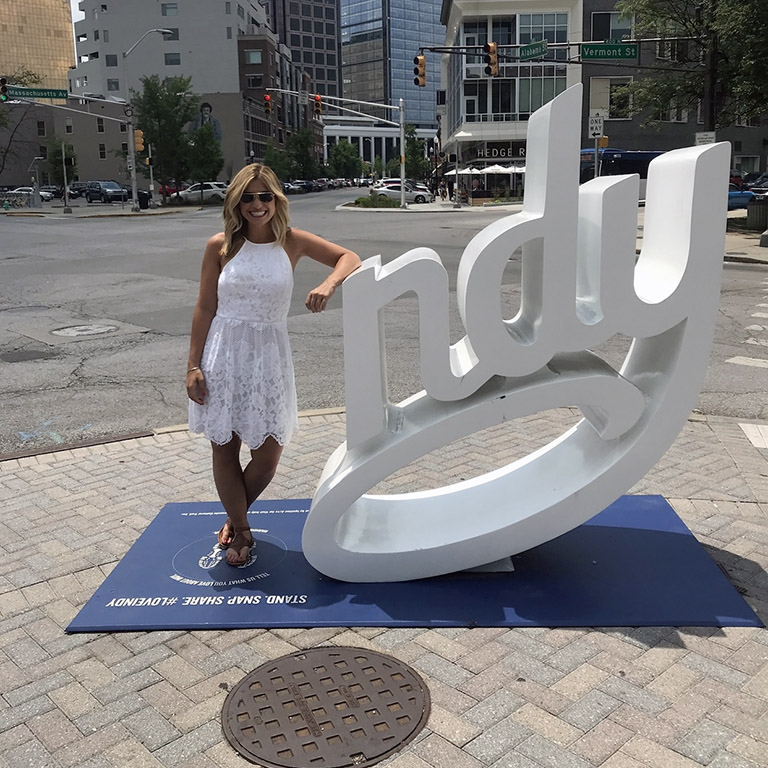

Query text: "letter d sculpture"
[303, 84, 730, 582]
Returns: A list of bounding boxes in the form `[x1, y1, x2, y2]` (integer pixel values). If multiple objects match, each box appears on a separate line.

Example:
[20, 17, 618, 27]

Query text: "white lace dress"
[188, 239, 299, 449]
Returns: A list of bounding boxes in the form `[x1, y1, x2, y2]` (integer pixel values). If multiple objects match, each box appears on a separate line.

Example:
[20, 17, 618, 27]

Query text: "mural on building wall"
[191, 102, 222, 142]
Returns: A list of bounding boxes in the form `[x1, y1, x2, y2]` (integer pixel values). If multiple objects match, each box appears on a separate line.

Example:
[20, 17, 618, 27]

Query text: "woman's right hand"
[186, 368, 206, 405]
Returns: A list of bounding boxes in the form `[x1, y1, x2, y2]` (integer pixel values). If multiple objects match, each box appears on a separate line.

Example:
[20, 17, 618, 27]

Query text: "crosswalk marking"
[744, 338, 768, 346]
[727, 356, 768, 368]
[751, 312, 768, 318]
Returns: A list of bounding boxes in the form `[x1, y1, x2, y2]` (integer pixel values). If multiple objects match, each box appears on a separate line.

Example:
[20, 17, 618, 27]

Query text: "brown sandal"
[217, 519, 234, 548]
[226, 527, 253, 566]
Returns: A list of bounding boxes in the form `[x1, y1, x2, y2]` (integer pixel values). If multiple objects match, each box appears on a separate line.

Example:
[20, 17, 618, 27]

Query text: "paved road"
[1, 188, 766, 456]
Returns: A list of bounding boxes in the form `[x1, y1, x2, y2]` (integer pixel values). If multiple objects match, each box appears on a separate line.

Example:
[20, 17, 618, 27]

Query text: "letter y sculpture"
[303, 84, 730, 582]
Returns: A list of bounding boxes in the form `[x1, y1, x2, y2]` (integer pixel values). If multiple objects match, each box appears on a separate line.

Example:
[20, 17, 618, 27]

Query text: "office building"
[340, 0, 443, 128]
[0, 0, 73, 91]
[269, 0, 342, 97]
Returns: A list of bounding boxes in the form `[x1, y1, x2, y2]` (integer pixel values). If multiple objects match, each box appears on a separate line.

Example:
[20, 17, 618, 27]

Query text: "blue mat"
[67, 496, 762, 632]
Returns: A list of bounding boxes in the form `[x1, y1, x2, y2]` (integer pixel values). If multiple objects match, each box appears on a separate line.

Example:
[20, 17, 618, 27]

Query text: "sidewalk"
[1, 408, 767, 768]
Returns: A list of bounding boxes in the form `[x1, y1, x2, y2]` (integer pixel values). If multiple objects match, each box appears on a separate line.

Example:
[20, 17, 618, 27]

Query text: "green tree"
[328, 139, 362, 180]
[404, 125, 431, 182]
[615, 0, 768, 129]
[45, 139, 77, 187]
[131, 75, 199, 200]
[372, 155, 384, 179]
[284, 128, 319, 179]
[0, 68, 44, 176]
[264, 140, 291, 180]
[188, 124, 224, 198]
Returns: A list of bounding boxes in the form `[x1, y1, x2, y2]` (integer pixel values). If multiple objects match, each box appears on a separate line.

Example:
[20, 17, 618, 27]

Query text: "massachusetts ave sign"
[581, 43, 638, 60]
[7, 87, 68, 100]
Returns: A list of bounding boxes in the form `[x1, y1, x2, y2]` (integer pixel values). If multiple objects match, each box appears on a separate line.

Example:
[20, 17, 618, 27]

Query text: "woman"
[187, 164, 361, 565]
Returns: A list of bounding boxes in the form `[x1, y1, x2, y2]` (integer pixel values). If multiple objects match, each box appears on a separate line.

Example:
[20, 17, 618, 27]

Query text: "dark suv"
[67, 181, 88, 199]
[84, 180, 130, 203]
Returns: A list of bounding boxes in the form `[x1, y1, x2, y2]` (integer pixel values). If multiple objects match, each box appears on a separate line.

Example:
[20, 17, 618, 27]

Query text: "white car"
[371, 183, 434, 204]
[11, 186, 53, 201]
[176, 182, 228, 202]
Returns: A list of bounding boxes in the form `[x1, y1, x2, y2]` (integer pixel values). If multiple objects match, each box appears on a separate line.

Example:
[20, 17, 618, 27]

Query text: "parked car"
[11, 186, 54, 201]
[40, 185, 64, 199]
[284, 182, 307, 194]
[371, 183, 434, 204]
[176, 182, 228, 202]
[158, 182, 189, 196]
[728, 183, 755, 210]
[67, 181, 89, 199]
[85, 180, 130, 203]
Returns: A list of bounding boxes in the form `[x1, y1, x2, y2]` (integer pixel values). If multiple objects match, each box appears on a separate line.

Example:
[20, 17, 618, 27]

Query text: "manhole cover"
[50, 323, 119, 337]
[222, 647, 431, 768]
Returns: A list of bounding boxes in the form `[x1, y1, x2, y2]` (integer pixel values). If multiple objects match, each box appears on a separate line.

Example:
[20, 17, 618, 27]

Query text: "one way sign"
[588, 115, 604, 138]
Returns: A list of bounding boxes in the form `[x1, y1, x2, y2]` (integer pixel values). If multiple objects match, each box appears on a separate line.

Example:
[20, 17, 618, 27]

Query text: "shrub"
[353, 195, 401, 208]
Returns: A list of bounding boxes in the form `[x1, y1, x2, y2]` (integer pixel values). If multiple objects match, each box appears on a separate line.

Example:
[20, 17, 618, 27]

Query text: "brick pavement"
[1, 410, 767, 768]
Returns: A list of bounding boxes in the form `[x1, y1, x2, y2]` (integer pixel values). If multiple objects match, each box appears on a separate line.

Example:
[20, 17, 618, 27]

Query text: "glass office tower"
[341, 0, 442, 127]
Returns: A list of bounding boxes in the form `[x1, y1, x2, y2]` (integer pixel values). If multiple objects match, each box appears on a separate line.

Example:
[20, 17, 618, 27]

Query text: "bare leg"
[210, 437, 252, 564]
[244, 436, 284, 507]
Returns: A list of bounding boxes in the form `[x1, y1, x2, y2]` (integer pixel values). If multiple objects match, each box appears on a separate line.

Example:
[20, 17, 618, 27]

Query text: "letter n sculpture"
[303, 84, 730, 582]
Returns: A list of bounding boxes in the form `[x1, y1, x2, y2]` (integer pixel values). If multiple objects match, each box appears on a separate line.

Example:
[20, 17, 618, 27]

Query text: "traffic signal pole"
[128, 120, 139, 212]
[399, 99, 406, 209]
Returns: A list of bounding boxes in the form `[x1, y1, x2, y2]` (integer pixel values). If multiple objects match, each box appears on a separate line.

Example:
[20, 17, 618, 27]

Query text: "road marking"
[751, 312, 768, 318]
[727, 356, 768, 368]
[739, 423, 768, 449]
[744, 338, 768, 346]
[746, 325, 765, 331]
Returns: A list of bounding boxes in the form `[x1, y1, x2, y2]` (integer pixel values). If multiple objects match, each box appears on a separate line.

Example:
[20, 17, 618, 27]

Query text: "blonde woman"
[187, 164, 360, 565]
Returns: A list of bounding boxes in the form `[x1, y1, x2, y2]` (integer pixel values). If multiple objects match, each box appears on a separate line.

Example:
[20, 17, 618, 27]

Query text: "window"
[237, 4, 245, 18]
[165, 53, 181, 65]
[120, 122, 127, 133]
[227, 27, 232, 39]
[519, 13, 568, 61]
[37, 121, 46, 137]
[589, 76, 633, 119]
[121, 142, 128, 153]
[103, 29, 109, 42]
[39, 145, 48, 159]
[245, 50, 262, 64]
[105, 54, 118, 66]
[246, 75, 262, 88]
[225, 1, 231, 13]
[161, 3, 178, 16]
[592, 11, 632, 42]
[735, 115, 760, 127]
[97, 117, 105, 133]
[98, 143, 107, 159]
[94, 30, 99, 40]
[65, 118, 73, 134]
[291, 34, 300, 46]
[314, 21, 323, 34]
[658, 101, 688, 123]
[163, 28, 179, 40]
[325, 6, 334, 19]
[107, 79, 120, 91]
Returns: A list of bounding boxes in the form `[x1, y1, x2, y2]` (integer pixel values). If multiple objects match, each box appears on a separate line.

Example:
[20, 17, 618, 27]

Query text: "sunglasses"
[239, 192, 275, 204]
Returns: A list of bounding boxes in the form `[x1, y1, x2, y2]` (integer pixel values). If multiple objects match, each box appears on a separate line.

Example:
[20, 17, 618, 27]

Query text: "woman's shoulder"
[207, 231, 226, 248]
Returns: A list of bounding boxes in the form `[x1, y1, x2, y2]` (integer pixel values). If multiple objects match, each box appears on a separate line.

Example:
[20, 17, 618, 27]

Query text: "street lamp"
[123, 28, 173, 211]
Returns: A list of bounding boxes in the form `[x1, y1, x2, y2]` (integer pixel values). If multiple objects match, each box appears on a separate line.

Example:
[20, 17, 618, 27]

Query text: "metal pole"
[399, 98, 406, 209]
[128, 119, 139, 211]
[594, 135, 599, 182]
[62, 141, 72, 214]
[148, 143, 156, 207]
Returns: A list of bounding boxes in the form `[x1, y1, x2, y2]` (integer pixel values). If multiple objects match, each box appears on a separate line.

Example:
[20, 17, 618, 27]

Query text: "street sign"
[695, 131, 717, 145]
[7, 86, 68, 100]
[298, 90, 309, 106]
[588, 115, 604, 139]
[581, 43, 638, 60]
[520, 39, 548, 61]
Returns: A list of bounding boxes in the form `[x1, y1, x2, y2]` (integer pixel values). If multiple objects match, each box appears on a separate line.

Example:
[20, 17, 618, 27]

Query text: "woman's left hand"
[306, 282, 335, 313]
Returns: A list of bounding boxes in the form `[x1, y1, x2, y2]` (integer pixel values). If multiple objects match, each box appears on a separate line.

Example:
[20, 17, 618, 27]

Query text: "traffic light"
[264, 93, 272, 115]
[313, 94, 322, 117]
[134, 128, 144, 152]
[413, 55, 426, 87]
[484, 42, 498, 76]
[0, 78, 8, 103]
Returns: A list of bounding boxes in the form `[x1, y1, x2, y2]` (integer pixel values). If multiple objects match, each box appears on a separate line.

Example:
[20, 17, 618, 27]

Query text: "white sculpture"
[303, 84, 730, 583]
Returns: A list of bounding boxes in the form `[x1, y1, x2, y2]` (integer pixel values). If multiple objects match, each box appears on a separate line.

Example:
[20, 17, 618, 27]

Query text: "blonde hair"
[221, 164, 290, 258]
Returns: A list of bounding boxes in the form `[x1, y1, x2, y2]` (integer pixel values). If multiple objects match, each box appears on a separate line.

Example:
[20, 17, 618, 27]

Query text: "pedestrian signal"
[134, 128, 144, 152]
[313, 94, 322, 116]
[413, 55, 426, 87]
[484, 42, 498, 76]
[264, 93, 272, 115]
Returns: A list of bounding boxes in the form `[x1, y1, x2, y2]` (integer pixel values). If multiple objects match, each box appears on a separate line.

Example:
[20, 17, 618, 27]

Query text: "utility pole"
[700, 0, 718, 132]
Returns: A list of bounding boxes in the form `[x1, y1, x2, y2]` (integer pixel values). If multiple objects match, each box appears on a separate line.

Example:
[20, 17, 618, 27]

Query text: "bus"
[580, 148, 666, 201]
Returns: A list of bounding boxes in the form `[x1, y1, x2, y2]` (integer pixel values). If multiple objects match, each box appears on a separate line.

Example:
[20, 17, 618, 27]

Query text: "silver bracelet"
[187, 366, 201, 374]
